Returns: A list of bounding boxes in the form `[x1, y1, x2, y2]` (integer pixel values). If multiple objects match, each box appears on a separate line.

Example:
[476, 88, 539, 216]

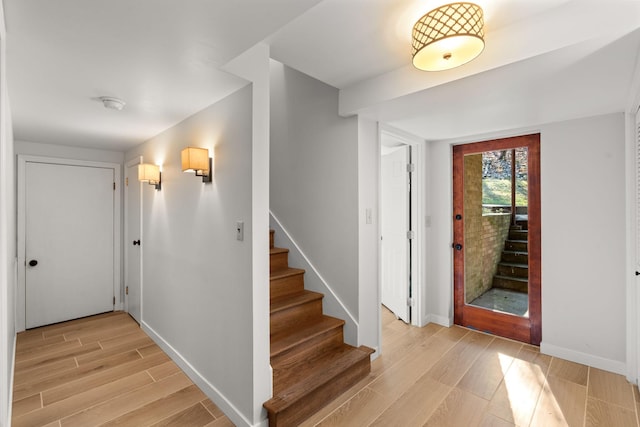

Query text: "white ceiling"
[4, 0, 640, 150]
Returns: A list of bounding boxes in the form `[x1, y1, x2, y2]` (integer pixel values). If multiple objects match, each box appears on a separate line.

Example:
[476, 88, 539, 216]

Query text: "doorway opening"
[381, 141, 412, 323]
[453, 134, 541, 345]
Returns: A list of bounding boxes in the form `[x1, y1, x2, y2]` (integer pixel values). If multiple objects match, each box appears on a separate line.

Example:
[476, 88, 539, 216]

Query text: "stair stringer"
[269, 212, 358, 345]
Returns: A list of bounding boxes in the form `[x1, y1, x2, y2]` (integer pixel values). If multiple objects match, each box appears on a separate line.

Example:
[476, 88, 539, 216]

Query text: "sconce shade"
[412, 2, 485, 71]
[138, 163, 161, 190]
[181, 147, 210, 175]
[181, 147, 212, 183]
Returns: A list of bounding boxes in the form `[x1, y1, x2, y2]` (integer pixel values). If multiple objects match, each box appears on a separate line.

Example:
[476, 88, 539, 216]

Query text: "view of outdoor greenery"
[482, 149, 528, 206]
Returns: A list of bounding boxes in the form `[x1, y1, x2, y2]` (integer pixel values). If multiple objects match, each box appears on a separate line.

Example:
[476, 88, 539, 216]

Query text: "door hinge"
[113, 296, 116, 305]
[113, 182, 116, 190]
[407, 297, 413, 307]
[126, 286, 129, 295]
[407, 230, 415, 240]
[125, 177, 128, 186]
[406, 163, 415, 173]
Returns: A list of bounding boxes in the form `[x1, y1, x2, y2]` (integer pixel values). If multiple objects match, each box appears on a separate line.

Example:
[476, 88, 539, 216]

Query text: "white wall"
[270, 61, 360, 319]
[540, 113, 626, 372]
[357, 117, 379, 351]
[426, 113, 627, 373]
[125, 85, 259, 425]
[14, 140, 124, 164]
[0, 12, 14, 424]
[0, 2, 15, 423]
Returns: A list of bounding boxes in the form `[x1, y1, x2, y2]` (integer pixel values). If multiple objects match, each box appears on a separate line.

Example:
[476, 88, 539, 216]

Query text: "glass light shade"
[181, 147, 210, 175]
[412, 2, 485, 71]
[138, 163, 160, 184]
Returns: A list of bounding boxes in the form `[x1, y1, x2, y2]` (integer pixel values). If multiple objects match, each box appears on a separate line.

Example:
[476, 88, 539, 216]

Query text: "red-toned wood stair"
[263, 230, 374, 427]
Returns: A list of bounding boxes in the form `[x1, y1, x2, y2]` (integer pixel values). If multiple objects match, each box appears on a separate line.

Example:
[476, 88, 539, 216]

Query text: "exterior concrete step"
[505, 240, 527, 252]
[497, 262, 528, 278]
[501, 250, 528, 264]
[509, 229, 528, 240]
[493, 275, 528, 293]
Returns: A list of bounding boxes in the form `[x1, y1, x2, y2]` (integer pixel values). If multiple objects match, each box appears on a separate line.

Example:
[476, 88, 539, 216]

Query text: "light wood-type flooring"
[301, 307, 640, 427]
[11, 311, 232, 427]
[12, 308, 640, 426]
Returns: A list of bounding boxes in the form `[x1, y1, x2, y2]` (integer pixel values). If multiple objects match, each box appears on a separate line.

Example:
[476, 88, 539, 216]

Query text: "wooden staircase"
[264, 230, 374, 427]
[492, 219, 529, 293]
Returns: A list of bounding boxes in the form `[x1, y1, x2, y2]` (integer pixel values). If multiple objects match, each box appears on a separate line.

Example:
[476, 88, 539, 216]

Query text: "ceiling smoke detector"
[99, 96, 126, 111]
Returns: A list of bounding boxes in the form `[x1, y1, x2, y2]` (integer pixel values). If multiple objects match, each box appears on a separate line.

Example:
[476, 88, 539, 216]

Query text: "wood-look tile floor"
[13, 308, 640, 427]
[300, 307, 640, 427]
[11, 311, 233, 427]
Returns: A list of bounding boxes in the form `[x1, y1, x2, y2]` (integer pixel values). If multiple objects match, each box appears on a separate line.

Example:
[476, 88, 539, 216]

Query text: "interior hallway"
[12, 307, 640, 426]
[11, 312, 232, 427]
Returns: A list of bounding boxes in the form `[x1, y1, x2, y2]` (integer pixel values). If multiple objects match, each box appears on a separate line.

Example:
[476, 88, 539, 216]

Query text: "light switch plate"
[236, 221, 244, 241]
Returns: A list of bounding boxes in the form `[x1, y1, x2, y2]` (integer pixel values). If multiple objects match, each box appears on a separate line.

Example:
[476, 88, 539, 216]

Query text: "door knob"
[636, 271, 640, 276]
[453, 244, 462, 251]
[28, 260, 38, 267]
[133, 240, 140, 246]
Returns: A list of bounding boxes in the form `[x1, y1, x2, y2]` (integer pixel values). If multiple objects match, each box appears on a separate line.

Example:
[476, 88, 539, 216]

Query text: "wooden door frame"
[16, 155, 122, 332]
[453, 133, 541, 345]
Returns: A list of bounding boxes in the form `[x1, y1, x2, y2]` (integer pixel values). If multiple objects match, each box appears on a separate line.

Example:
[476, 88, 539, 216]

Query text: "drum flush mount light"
[412, 2, 485, 71]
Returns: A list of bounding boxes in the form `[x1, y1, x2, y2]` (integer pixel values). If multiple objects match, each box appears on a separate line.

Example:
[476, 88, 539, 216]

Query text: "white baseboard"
[424, 313, 452, 328]
[541, 342, 626, 375]
[141, 321, 263, 427]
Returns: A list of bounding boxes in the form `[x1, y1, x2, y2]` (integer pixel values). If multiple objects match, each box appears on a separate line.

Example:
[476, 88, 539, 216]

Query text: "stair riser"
[270, 252, 289, 273]
[268, 357, 371, 427]
[504, 241, 528, 252]
[509, 230, 528, 240]
[516, 220, 528, 230]
[271, 328, 344, 368]
[493, 277, 528, 293]
[497, 264, 528, 278]
[501, 252, 528, 264]
[270, 274, 305, 301]
[271, 300, 324, 336]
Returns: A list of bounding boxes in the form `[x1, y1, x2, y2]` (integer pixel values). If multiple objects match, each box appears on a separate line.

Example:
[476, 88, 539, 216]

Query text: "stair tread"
[505, 239, 528, 243]
[270, 267, 305, 280]
[271, 316, 345, 358]
[498, 262, 529, 268]
[502, 250, 528, 255]
[266, 344, 374, 411]
[494, 275, 528, 282]
[271, 290, 324, 314]
[270, 247, 289, 255]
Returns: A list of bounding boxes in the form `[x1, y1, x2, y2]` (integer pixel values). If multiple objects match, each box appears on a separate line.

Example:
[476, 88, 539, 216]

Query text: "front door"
[25, 161, 115, 328]
[452, 134, 541, 344]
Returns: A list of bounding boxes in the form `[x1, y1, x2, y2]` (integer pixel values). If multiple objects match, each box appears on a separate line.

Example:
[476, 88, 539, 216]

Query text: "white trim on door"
[124, 156, 143, 322]
[16, 155, 122, 332]
[379, 125, 426, 327]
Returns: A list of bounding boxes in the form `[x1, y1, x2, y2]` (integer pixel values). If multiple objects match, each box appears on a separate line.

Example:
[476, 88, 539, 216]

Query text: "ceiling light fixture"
[412, 2, 485, 72]
[99, 96, 126, 111]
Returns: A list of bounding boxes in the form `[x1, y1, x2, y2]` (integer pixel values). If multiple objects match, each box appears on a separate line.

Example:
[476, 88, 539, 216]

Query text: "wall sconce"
[181, 147, 212, 183]
[138, 163, 161, 190]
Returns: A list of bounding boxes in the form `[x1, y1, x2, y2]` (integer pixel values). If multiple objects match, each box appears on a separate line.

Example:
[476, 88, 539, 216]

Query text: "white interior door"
[381, 145, 410, 322]
[125, 162, 142, 323]
[25, 162, 114, 328]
